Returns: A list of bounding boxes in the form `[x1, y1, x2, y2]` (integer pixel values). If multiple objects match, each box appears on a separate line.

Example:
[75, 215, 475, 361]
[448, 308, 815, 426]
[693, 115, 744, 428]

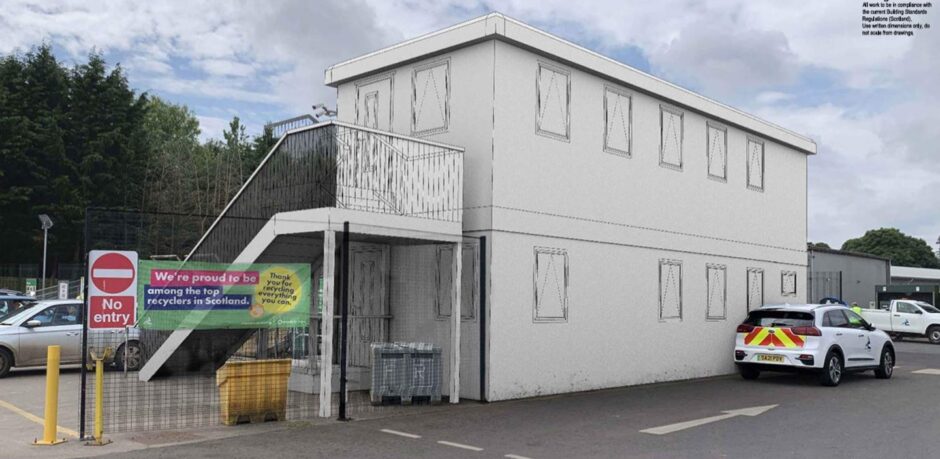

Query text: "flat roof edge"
[325, 13, 817, 155]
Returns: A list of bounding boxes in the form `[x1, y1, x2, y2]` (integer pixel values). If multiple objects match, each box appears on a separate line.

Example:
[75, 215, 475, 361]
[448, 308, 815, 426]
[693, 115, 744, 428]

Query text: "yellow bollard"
[86, 347, 112, 446]
[34, 345, 66, 445]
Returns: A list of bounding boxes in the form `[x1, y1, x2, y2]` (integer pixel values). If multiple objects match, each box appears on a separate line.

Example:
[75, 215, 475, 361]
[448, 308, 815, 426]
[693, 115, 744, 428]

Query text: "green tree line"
[0, 45, 276, 269]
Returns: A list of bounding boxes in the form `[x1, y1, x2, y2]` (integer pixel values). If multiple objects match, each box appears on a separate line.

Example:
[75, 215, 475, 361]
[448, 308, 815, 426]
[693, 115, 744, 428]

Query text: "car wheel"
[928, 326, 940, 345]
[875, 346, 894, 379]
[739, 365, 760, 380]
[0, 348, 12, 378]
[820, 350, 843, 386]
[891, 333, 903, 342]
[115, 341, 143, 371]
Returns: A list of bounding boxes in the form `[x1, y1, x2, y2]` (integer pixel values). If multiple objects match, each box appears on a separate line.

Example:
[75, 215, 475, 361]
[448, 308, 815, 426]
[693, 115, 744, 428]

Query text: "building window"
[659, 259, 682, 320]
[781, 270, 797, 296]
[436, 243, 478, 321]
[660, 105, 683, 170]
[534, 247, 568, 322]
[604, 86, 631, 156]
[706, 264, 727, 320]
[747, 268, 764, 311]
[536, 63, 570, 141]
[747, 137, 765, 191]
[412, 59, 450, 135]
[706, 122, 727, 181]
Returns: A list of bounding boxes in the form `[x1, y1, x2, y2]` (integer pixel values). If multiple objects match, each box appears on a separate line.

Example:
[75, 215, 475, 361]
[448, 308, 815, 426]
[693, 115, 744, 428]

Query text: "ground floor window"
[659, 259, 682, 320]
[706, 264, 727, 320]
[781, 270, 797, 296]
[534, 246, 568, 322]
[747, 268, 764, 311]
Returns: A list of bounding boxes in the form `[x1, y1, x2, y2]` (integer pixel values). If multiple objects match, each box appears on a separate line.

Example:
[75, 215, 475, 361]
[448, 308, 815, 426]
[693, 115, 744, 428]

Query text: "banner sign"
[136, 261, 311, 330]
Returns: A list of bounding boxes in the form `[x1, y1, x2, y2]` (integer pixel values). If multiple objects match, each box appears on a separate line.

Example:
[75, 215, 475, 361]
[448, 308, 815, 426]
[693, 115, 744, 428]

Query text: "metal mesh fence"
[77, 209, 483, 434]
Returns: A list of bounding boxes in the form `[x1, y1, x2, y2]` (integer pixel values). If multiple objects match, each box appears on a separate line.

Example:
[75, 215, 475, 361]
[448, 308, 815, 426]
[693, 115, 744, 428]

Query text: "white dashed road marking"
[437, 440, 484, 451]
[912, 368, 940, 375]
[380, 429, 422, 439]
[505, 454, 534, 459]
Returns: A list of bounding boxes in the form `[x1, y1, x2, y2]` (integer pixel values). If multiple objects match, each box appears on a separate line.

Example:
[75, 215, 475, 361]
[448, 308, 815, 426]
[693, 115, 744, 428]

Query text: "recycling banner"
[136, 261, 311, 330]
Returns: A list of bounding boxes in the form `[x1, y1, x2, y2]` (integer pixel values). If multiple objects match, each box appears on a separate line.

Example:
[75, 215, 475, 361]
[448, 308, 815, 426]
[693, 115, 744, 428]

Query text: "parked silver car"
[0, 300, 142, 377]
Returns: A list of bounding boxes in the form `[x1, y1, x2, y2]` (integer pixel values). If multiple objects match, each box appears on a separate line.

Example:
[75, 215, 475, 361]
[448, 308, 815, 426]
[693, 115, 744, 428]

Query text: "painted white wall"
[487, 231, 805, 400]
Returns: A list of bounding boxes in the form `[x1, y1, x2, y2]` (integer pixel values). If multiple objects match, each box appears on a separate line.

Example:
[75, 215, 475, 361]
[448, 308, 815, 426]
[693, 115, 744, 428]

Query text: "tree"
[808, 242, 831, 250]
[841, 228, 940, 268]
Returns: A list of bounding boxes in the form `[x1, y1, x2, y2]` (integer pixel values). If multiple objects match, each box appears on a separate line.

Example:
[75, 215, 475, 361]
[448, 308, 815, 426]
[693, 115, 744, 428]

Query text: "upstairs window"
[536, 63, 570, 141]
[660, 105, 683, 170]
[412, 59, 450, 135]
[706, 122, 727, 181]
[604, 86, 631, 157]
[659, 259, 683, 320]
[747, 137, 765, 191]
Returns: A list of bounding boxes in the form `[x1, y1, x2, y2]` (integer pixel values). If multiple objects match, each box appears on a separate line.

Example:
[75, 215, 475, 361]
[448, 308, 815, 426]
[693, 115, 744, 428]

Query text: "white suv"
[734, 304, 895, 386]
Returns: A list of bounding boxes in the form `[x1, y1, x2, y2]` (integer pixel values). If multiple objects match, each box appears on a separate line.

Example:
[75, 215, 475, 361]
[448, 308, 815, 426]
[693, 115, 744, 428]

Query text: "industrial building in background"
[807, 246, 891, 308]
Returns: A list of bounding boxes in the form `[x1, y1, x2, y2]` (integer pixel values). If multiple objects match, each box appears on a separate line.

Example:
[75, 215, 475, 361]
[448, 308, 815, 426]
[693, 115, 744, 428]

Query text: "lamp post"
[39, 214, 53, 291]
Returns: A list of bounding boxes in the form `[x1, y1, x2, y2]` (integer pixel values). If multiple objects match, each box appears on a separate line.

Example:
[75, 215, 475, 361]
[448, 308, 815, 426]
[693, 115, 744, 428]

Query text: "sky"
[0, 0, 937, 249]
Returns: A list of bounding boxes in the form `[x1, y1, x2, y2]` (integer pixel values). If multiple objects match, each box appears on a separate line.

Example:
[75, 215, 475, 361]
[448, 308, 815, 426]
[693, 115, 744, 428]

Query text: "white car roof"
[758, 303, 843, 312]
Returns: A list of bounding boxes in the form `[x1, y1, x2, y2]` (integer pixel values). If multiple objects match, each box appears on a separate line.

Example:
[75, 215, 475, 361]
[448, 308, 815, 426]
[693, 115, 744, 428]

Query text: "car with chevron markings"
[734, 304, 895, 386]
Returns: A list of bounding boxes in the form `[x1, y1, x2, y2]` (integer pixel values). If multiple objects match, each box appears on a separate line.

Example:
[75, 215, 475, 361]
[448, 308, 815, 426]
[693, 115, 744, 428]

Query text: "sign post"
[87, 251, 138, 330]
[25, 278, 37, 297]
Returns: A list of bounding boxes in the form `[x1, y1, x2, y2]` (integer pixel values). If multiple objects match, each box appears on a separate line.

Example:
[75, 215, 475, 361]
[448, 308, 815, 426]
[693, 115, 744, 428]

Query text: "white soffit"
[325, 13, 817, 155]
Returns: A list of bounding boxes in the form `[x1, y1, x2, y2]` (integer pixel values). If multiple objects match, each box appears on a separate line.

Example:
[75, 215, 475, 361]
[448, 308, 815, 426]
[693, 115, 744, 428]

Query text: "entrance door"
[348, 244, 390, 368]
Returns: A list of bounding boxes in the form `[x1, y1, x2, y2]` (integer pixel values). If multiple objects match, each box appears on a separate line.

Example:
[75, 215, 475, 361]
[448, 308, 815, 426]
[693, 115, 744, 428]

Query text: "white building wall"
[488, 231, 804, 400]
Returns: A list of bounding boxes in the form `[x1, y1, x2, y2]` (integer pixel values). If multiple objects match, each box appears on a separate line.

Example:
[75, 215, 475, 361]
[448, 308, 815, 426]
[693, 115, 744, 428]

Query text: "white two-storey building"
[325, 13, 815, 401]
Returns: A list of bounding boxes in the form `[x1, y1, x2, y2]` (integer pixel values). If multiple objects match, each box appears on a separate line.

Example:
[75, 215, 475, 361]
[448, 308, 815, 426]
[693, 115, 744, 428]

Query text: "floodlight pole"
[39, 214, 53, 291]
[42, 227, 48, 291]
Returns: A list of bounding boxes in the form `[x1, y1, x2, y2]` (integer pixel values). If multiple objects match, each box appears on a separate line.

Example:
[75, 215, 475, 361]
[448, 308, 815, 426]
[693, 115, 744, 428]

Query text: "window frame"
[354, 71, 394, 130]
[747, 268, 764, 312]
[746, 135, 766, 192]
[533, 246, 569, 323]
[535, 62, 571, 142]
[411, 58, 451, 136]
[706, 121, 728, 182]
[435, 243, 479, 322]
[603, 85, 632, 157]
[659, 105, 684, 171]
[705, 263, 727, 320]
[781, 270, 798, 296]
[659, 259, 683, 321]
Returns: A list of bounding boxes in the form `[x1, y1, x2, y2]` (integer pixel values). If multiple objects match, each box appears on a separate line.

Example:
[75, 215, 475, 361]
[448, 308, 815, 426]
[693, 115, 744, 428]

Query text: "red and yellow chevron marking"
[743, 327, 805, 348]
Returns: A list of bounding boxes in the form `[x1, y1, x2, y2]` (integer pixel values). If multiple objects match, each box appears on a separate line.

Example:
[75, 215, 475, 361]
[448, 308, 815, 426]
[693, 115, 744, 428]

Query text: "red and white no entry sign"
[91, 252, 137, 294]
[87, 250, 138, 329]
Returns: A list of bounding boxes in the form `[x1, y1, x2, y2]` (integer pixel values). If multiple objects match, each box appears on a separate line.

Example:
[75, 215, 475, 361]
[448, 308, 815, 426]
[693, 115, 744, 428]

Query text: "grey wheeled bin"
[403, 342, 442, 405]
[370, 343, 407, 405]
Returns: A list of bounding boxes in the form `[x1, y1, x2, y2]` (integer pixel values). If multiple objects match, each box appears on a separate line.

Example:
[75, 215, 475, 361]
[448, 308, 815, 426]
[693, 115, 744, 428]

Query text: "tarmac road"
[81, 339, 940, 459]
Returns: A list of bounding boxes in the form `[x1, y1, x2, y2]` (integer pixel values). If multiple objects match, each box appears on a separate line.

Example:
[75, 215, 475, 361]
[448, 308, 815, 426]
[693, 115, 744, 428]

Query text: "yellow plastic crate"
[216, 359, 292, 425]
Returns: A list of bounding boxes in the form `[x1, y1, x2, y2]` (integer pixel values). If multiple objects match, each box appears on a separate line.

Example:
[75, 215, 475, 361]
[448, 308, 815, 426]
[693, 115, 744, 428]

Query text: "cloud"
[647, 19, 800, 100]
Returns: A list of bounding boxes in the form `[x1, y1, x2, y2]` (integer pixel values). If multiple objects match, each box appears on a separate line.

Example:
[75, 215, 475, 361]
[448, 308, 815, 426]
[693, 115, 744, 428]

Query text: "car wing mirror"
[24, 319, 42, 328]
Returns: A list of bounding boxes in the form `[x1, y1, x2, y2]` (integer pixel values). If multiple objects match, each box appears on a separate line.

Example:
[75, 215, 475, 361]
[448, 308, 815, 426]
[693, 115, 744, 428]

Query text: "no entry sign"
[88, 250, 138, 329]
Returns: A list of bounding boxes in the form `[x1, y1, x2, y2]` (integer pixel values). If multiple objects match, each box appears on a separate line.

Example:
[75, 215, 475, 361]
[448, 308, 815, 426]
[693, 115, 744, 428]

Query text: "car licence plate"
[757, 354, 784, 363]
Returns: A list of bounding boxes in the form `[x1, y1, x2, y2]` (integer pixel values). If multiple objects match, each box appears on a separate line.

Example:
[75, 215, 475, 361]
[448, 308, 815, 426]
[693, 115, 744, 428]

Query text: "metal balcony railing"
[188, 121, 464, 264]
